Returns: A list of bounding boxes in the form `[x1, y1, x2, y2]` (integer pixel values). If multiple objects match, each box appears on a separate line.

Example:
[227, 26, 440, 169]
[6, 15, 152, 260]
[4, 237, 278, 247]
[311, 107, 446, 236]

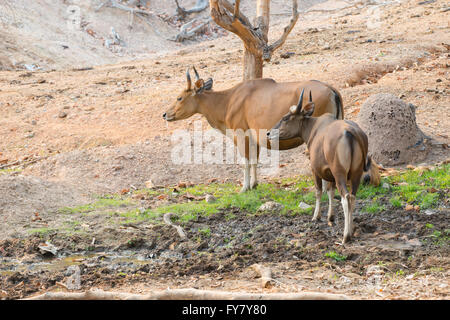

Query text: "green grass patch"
[359, 164, 448, 212]
[423, 224, 450, 246]
[134, 176, 318, 222]
[59, 196, 133, 214]
[325, 251, 347, 262]
[364, 199, 386, 214]
[356, 184, 388, 199]
[388, 164, 449, 209]
[198, 227, 211, 238]
[389, 196, 402, 208]
[58, 164, 449, 225]
[27, 227, 57, 237]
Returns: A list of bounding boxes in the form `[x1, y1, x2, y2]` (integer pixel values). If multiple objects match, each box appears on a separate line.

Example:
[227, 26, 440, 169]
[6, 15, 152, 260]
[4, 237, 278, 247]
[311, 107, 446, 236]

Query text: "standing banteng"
[163, 67, 346, 192]
[268, 89, 372, 243]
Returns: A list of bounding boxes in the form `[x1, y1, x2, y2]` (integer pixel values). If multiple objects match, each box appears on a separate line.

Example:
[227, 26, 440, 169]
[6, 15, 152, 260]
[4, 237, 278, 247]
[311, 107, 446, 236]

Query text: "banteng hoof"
[240, 186, 250, 193]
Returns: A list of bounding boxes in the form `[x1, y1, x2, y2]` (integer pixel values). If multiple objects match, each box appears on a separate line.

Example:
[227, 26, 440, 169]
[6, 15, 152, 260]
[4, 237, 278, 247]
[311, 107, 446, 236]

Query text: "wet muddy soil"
[1, 200, 448, 299]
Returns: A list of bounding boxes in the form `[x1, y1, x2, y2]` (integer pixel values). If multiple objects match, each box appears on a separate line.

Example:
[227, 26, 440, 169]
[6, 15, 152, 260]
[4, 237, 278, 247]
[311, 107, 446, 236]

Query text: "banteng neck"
[196, 90, 230, 133]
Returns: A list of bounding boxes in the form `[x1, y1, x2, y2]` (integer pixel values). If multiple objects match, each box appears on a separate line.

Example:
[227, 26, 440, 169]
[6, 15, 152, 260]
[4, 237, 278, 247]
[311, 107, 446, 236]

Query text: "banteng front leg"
[250, 163, 258, 189]
[240, 157, 251, 193]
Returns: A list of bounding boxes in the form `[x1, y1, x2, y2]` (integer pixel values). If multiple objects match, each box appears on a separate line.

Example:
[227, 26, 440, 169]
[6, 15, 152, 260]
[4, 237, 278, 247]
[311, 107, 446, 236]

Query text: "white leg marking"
[240, 158, 250, 193]
[250, 164, 258, 189]
[312, 189, 322, 221]
[341, 194, 351, 243]
[327, 185, 335, 225]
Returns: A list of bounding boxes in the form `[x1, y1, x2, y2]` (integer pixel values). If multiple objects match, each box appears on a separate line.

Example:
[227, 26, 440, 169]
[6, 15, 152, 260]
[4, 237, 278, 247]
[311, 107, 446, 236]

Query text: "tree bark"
[243, 48, 263, 80]
[255, 0, 270, 42]
[243, 0, 269, 80]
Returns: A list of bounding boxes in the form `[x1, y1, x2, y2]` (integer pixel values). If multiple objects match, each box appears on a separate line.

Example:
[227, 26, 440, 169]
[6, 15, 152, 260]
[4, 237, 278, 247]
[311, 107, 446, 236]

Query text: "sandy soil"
[0, 0, 449, 300]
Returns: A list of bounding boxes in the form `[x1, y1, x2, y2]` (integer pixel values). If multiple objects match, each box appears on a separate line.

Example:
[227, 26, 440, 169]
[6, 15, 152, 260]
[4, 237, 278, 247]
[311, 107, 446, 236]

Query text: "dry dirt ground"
[0, 0, 449, 299]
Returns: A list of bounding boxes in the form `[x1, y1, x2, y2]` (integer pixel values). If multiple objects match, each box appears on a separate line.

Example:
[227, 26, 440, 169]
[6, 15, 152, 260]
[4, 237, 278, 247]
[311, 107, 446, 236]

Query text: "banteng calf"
[268, 89, 372, 243]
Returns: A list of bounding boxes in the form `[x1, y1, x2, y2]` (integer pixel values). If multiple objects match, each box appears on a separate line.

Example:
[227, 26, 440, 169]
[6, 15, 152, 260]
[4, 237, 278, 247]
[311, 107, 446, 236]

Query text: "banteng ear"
[301, 91, 315, 117]
[301, 102, 315, 117]
[203, 78, 213, 91]
[194, 79, 204, 93]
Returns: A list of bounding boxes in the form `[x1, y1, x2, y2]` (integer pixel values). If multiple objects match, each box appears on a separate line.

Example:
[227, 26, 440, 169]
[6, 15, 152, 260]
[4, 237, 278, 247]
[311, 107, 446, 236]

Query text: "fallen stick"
[24, 288, 350, 300]
[251, 264, 274, 289]
[175, 0, 209, 17]
[108, 0, 153, 16]
[173, 18, 211, 42]
[163, 213, 187, 240]
[0, 156, 47, 170]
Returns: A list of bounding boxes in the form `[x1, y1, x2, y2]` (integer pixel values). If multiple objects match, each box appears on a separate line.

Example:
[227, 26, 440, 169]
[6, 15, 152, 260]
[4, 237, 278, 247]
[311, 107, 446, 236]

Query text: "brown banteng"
[163, 67, 344, 192]
[268, 89, 372, 243]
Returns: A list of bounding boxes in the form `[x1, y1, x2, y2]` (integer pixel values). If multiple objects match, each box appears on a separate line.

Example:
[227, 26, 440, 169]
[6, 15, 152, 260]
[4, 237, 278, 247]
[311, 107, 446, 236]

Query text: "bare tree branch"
[264, 0, 299, 61]
[209, 0, 265, 57]
[98, 0, 154, 16]
[233, 0, 240, 20]
[209, 0, 299, 61]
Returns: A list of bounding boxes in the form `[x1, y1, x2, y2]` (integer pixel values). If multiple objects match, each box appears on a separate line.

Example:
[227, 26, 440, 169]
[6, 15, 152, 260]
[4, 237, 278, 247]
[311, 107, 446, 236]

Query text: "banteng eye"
[177, 97, 182, 101]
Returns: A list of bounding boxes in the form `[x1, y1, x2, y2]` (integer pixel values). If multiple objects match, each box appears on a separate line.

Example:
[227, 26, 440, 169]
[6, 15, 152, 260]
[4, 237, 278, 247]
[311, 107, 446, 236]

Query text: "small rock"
[58, 111, 67, 118]
[298, 202, 312, 210]
[205, 194, 216, 203]
[280, 52, 295, 59]
[65, 265, 81, 290]
[258, 201, 284, 212]
[424, 209, 435, 216]
[382, 182, 390, 190]
[25, 132, 35, 138]
[406, 238, 422, 247]
[38, 241, 58, 255]
[145, 180, 155, 188]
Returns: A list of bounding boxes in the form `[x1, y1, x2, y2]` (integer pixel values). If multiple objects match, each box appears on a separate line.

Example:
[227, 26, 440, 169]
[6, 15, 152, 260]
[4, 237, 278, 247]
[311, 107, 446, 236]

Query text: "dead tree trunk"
[209, 0, 299, 80]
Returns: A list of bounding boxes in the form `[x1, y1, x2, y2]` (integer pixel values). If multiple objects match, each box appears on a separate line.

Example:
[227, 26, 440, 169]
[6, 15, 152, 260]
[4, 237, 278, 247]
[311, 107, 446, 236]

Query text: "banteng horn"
[193, 66, 200, 80]
[186, 67, 192, 90]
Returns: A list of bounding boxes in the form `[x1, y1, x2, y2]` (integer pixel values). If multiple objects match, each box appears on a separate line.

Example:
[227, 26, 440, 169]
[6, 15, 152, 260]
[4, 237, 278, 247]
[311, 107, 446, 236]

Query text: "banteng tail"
[344, 128, 369, 171]
[332, 88, 344, 120]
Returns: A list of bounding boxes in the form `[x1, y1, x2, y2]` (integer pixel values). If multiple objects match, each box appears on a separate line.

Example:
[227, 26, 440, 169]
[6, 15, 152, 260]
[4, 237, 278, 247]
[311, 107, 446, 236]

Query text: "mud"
[1, 201, 448, 299]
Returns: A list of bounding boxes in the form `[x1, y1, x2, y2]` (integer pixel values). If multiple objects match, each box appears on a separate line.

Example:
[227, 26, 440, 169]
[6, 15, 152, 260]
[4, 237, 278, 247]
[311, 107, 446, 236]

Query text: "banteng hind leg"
[312, 174, 323, 222]
[335, 175, 354, 244]
[326, 181, 336, 226]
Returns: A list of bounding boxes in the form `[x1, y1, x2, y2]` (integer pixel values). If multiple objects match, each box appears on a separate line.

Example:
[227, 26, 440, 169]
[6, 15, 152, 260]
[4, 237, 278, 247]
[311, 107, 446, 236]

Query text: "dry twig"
[163, 213, 187, 240]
